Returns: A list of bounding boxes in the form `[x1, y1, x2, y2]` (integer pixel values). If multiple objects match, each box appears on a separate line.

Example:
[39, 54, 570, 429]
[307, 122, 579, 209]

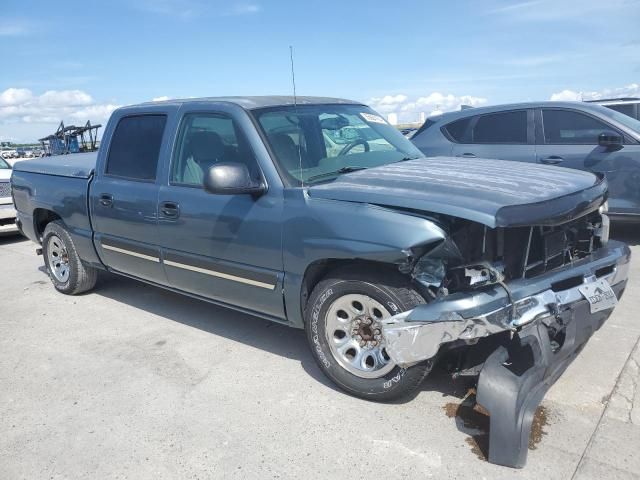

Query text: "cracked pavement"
[0, 225, 639, 479]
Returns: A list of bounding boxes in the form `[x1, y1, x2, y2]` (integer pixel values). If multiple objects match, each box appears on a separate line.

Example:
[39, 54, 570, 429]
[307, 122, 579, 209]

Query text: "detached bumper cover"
[382, 240, 631, 468]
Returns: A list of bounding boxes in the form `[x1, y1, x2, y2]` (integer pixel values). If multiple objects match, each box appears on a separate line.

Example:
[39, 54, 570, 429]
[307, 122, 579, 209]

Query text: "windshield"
[253, 104, 423, 185]
[598, 105, 640, 133]
[0, 157, 9, 169]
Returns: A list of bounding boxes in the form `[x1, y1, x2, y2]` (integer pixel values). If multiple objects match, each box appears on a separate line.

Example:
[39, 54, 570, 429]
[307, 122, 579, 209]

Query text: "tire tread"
[42, 221, 97, 295]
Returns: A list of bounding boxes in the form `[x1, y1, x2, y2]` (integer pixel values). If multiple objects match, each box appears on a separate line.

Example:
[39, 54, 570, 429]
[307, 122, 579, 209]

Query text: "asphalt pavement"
[1, 226, 638, 479]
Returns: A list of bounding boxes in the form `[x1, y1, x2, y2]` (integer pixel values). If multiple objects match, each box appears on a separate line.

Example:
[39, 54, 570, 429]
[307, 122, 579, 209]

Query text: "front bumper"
[382, 240, 631, 468]
[0, 203, 18, 234]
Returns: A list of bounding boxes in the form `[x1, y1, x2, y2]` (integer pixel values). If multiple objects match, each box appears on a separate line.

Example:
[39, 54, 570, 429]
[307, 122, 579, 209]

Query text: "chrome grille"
[0, 181, 10, 198]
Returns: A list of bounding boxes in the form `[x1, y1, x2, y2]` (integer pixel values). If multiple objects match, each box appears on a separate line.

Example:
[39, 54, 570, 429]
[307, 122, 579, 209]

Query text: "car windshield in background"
[0, 157, 10, 169]
[599, 106, 640, 132]
[253, 105, 423, 185]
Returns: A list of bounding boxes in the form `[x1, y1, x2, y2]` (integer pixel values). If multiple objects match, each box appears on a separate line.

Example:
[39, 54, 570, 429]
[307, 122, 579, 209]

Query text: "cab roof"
[135, 96, 362, 110]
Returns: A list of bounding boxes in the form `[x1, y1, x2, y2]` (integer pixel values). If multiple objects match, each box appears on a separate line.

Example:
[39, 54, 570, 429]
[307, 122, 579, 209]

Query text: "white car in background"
[0, 156, 18, 234]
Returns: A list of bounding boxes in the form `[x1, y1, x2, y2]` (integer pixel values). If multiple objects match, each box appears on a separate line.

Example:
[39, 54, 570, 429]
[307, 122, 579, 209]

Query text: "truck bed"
[11, 153, 100, 266]
[12, 152, 97, 179]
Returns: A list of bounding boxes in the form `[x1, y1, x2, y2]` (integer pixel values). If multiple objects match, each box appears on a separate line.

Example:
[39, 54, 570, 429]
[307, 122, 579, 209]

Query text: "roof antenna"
[290, 45, 304, 187]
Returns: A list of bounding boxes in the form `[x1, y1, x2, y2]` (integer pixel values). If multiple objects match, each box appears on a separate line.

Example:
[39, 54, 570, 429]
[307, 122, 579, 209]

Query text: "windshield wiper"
[306, 166, 368, 183]
[395, 156, 422, 163]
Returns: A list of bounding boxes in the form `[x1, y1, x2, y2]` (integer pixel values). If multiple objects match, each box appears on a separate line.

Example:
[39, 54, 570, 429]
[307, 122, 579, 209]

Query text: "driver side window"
[541, 109, 618, 145]
[171, 113, 258, 186]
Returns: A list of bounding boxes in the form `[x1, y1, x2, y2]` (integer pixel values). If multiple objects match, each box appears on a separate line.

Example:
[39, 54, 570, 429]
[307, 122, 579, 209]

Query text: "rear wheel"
[42, 221, 97, 295]
[305, 267, 433, 401]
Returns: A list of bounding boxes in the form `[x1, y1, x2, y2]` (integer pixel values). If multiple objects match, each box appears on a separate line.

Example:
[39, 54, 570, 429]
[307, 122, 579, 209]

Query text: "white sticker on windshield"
[360, 112, 387, 124]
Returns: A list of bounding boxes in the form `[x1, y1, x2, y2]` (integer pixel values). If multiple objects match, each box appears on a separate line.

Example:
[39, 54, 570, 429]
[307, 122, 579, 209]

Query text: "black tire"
[42, 221, 97, 295]
[304, 266, 433, 402]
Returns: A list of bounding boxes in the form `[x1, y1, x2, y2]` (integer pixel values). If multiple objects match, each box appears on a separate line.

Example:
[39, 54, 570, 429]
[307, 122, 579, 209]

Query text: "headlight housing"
[599, 201, 609, 214]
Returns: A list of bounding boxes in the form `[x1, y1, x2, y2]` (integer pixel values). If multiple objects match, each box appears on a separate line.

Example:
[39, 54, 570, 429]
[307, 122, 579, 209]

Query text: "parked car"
[587, 97, 640, 120]
[11, 96, 630, 468]
[4, 156, 26, 167]
[0, 156, 18, 234]
[411, 101, 640, 222]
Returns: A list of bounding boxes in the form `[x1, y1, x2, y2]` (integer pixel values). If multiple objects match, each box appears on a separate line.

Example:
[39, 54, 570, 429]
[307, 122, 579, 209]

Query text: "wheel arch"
[33, 208, 63, 241]
[296, 257, 427, 327]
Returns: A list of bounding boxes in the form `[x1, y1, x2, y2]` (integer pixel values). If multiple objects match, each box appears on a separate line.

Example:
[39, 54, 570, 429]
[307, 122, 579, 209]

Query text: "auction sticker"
[360, 112, 387, 124]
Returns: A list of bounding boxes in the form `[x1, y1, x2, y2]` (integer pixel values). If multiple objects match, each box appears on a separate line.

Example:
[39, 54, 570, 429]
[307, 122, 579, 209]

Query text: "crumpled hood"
[307, 157, 607, 228]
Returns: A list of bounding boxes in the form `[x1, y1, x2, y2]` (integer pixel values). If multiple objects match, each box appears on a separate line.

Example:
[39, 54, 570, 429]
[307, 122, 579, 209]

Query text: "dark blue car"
[411, 101, 640, 221]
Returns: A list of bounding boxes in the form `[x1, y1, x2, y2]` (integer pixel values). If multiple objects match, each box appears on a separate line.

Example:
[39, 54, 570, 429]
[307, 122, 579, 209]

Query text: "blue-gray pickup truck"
[11, 97, 631, 467]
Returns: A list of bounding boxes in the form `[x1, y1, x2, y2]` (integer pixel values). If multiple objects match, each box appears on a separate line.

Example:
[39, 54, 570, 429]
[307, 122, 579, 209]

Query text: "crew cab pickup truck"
[11, 97, 630, 468]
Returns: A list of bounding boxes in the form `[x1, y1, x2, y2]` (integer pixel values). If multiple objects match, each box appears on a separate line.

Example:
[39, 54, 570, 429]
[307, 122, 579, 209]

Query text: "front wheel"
[305, 268, 433, 401]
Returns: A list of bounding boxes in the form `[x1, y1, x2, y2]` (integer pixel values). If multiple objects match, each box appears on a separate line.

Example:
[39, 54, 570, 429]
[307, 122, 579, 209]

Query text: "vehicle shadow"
[93, 271, 463, 403]
[93, 271, 342, 393]
[0, 233, 25, 246]
[611, 222, 640, 246]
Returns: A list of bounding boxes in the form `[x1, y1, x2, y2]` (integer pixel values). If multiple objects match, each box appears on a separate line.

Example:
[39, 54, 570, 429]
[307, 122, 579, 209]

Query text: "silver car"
[411, 101, 640, 222]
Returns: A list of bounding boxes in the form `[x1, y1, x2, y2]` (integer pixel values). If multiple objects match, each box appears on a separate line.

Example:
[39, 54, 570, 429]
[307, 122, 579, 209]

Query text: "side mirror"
[598, 132, 623, 149]
[203, 162, 265, 196]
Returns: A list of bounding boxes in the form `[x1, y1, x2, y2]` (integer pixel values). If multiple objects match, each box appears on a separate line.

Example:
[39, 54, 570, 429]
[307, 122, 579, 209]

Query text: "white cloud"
[489, 1, 544, 14]
[226, 3, 261, 15]
[490, 0, 637, 21]
[0, 88, 33, 106]
[505, 54, 566, 67]
[550, 90, 582, 101]
[0, 21, 30, 36]
[0, 88, 120, 141]
[70, 104, 120, 121]
[39, 89, 93, 106]
[550, 83, 640, 101]
[132, 0, 261, 18]
[368, 92, 487, 123]
[152, 96, 171, 102]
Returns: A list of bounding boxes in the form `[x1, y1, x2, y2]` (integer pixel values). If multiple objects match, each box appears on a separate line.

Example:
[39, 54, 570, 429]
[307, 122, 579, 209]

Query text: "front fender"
[282, 189, 447, 327]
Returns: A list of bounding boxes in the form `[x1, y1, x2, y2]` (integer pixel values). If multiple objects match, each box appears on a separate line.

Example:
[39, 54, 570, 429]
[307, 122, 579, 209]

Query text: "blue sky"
[1, 0, 639, 141]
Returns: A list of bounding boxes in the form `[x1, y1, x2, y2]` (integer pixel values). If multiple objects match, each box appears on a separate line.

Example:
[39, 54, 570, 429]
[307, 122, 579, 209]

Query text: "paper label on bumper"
[578, 279, 618, 313]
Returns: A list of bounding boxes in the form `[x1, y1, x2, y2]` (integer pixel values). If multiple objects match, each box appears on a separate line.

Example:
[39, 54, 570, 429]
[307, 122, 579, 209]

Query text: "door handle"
[457, 152, 476, 158]
[160, 201, 180, 218]
[99, 194, 113, 207]
[541, 156, 564, 165]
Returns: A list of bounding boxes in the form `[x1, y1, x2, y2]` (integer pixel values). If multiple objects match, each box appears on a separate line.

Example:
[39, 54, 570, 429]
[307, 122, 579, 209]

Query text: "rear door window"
[541, 109, 615, 144]
[106, 115, 167, 180]
[472, 110, 528, 144]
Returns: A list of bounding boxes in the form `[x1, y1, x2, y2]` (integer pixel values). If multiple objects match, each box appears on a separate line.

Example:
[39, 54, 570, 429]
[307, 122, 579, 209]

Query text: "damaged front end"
[383, 210, 631, 468]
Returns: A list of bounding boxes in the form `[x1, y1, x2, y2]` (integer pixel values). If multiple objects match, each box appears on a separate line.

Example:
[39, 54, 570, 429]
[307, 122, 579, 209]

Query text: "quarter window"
[605, 103, 636, 118]
[106, 115, 166, 180]
[472, 111, 528, 144]
[542, 110, 614, 144]
[171, 113, 258, 186]
[443, 117, 472, 143]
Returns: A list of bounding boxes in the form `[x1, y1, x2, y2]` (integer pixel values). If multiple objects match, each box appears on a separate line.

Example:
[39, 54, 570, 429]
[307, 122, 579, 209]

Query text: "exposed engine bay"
[409, 209, 609, 299]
